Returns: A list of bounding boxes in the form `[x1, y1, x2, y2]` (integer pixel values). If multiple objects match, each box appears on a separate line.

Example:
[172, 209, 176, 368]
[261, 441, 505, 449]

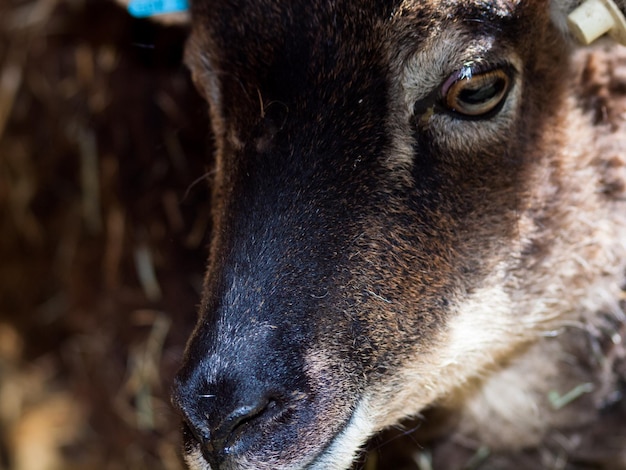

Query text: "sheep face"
[172, 1, 626, 469]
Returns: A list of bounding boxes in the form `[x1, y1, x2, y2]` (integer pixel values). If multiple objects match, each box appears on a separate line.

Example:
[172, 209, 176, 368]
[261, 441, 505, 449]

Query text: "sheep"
[119, 0, 626, 468]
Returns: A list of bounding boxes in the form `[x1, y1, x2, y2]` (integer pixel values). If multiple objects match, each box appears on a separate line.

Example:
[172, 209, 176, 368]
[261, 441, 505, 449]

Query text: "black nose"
[172, 315, 310, 467]
[177, 381, 284, 466]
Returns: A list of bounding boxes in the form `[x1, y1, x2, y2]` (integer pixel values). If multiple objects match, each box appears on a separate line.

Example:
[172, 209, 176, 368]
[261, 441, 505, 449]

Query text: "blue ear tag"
[128, 0, 189, 18]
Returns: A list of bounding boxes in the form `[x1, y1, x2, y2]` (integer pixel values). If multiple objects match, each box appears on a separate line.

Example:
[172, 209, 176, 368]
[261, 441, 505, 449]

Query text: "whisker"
[182, 170, 216, 202]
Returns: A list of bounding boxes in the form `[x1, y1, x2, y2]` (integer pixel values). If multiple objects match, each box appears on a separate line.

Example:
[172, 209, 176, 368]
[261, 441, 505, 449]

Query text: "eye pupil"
[444, 68, 512, 117]
[458, 77, 505, 105]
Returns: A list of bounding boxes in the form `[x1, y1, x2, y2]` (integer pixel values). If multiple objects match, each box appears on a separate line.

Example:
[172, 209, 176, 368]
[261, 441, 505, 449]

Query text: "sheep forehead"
[188, 0, 531, 60]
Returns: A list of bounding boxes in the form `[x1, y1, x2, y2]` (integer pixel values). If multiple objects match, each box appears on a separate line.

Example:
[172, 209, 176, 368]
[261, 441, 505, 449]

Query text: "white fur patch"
[308, 400, 377, 470]
[184, 447, 212, 470]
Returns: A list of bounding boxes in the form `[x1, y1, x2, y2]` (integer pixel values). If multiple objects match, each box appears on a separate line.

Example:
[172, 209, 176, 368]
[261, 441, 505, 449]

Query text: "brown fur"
[168, 1, 626, 469]
[414, 43, 626, 469]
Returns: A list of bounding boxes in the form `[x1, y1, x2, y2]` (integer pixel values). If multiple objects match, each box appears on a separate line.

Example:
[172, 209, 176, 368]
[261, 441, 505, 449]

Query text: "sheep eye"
[442, 66, 512, 117]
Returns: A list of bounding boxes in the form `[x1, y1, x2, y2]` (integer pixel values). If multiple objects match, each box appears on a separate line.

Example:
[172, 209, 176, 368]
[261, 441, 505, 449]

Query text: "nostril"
[215, 398, 271, 442]
[210, 394, 281, 456]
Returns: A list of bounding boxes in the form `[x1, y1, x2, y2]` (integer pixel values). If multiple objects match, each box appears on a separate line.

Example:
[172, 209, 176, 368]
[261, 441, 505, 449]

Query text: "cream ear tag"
[568, 0, 626, 46]
[128, 0, 188, 18]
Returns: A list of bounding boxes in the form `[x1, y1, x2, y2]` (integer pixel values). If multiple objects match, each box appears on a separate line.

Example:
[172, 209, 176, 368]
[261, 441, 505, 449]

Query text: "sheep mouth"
[181, 398, 374, 470]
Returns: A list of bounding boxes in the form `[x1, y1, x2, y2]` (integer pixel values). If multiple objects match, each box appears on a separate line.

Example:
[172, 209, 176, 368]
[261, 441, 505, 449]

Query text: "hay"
[0, 0, 211, 468]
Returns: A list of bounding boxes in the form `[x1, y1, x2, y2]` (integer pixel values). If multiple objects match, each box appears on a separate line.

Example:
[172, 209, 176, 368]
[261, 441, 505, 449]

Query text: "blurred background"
[0, 0, 211, 468]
